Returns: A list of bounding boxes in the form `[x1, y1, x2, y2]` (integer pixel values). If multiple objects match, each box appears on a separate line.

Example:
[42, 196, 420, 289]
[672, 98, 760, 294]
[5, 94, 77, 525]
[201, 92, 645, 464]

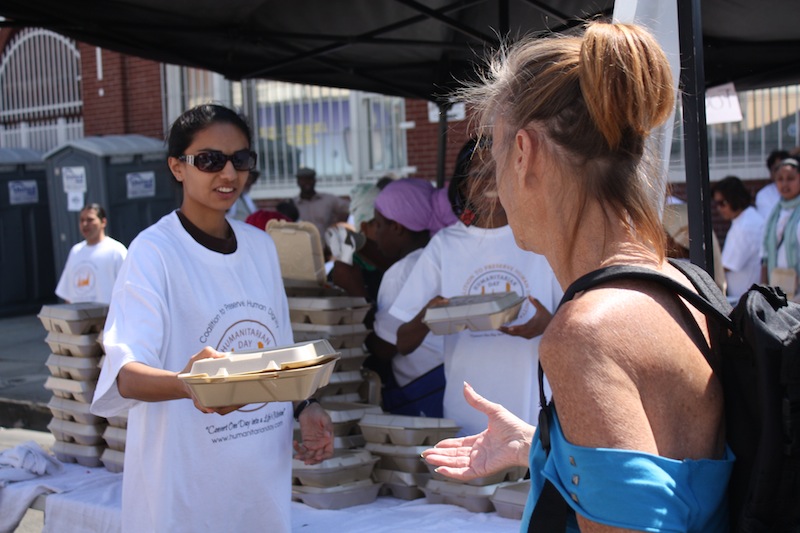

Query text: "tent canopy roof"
[2, 0, 800, 101]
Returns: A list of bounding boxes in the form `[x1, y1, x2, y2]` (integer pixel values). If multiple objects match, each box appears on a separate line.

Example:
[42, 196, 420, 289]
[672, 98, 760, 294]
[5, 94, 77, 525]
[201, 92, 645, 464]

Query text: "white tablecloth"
[2, 465, 521, 533]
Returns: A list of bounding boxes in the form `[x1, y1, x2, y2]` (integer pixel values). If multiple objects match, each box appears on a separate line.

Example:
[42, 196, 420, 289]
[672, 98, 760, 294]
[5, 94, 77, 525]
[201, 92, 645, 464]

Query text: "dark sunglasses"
[178, 149, 257, 173]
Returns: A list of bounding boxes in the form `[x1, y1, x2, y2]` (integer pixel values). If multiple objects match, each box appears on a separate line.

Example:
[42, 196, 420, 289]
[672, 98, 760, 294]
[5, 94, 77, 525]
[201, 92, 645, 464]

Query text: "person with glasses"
[711, 176, 765, 301]
[91, 104, 333, 533]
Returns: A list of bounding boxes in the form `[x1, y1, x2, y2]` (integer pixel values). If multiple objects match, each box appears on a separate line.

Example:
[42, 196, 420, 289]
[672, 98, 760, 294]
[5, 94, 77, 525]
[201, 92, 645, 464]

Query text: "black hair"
[447, 137, 492, 225]
[711, 175, 751, 212]
[276, 200, 300, 222]
[166, 104, 252, 159]
[81, 203, 107, 220]
[767, 149, 791, 171]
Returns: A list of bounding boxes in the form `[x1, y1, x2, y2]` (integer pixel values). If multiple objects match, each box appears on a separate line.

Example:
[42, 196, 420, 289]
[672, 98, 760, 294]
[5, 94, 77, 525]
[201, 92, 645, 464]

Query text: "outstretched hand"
[499, 296, 553, 339]
[293, 402, 334, 464]
[421, 383, 535, 481]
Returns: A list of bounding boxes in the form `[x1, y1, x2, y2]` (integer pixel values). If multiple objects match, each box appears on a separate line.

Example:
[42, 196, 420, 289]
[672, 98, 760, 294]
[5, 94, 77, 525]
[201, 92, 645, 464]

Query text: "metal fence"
[0, 28, 83, 151]
[163, 66, 409, 198]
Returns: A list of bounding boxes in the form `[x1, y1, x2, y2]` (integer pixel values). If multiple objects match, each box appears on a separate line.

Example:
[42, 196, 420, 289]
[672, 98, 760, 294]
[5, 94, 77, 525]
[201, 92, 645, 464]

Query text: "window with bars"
[0, 28, 84, 151]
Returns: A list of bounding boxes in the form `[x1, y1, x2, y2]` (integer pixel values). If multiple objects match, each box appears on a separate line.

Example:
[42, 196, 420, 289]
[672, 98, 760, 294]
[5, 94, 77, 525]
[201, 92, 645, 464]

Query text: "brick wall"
[405, 99, 473, 182]
[80, 44, 164, 139]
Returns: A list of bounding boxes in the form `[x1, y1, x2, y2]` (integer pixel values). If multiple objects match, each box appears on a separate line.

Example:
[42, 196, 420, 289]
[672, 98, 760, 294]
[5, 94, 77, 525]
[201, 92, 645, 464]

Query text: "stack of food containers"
[490, 480, 531, 519]
[359, 413, 460, 500]
[291, 448, 382, 509]
[96, 331, 128, 473]
[39, 302, 108, 467]
[267, 220, 373, 404]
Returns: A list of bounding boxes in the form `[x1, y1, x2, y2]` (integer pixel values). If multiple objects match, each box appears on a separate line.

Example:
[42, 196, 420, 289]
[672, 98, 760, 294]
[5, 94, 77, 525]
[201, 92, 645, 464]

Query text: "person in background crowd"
[368, 178, 448, 417]
[761, 157, 800, 299]
[55, 203, 127, 304]
[390, 137, 562, 436]
[711, 176, 765, 301]
[227, 169, 259, 221]
[294, 167, 350, 237]
[91, 104, 333, 533]
[422, 22, 732, 532]
[755, 149, 791, 219]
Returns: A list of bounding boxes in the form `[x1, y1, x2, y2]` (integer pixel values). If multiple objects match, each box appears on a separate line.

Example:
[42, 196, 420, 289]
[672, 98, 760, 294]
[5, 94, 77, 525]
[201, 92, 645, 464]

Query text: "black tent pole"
[677, 0, 714, 275]
[436, 102, 449, 188]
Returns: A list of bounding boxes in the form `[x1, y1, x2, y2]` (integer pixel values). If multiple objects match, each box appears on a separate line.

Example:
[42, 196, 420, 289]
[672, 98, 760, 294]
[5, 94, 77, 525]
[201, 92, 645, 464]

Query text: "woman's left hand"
[499, 296, 553, 339]
[293, 402, 334, 464]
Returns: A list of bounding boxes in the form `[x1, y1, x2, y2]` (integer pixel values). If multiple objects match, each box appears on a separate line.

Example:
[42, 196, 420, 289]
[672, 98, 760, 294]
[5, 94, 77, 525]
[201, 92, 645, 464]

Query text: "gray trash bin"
[44, 134, 180, 275]
[0, 148, 56, 316]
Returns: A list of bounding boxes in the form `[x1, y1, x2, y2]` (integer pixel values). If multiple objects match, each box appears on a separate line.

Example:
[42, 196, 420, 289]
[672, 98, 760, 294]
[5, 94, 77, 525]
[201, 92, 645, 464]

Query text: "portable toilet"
[44, 134, 180, 274]
[0, 147, 56, 316]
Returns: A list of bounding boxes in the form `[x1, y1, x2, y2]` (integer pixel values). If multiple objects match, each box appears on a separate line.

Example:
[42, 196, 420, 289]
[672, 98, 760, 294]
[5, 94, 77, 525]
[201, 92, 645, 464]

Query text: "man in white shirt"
[55, 203, 127, 304]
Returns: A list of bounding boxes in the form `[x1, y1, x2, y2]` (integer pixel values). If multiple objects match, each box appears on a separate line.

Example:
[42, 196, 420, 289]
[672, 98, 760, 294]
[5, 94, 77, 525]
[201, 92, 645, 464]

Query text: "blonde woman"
[423, 22, 732, 532]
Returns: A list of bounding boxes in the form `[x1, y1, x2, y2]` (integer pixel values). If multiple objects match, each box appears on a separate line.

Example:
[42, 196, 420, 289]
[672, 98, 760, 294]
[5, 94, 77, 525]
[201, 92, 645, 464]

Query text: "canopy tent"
[2, 0, 799, 274]
[1, 0, 799, 100]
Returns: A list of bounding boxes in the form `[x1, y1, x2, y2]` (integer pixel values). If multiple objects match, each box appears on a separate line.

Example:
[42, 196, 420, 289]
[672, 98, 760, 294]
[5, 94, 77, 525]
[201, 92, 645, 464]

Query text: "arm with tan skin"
[541, 281, 724, 533]
[117, 346, 245, 415]
[395, 295, 449, 355]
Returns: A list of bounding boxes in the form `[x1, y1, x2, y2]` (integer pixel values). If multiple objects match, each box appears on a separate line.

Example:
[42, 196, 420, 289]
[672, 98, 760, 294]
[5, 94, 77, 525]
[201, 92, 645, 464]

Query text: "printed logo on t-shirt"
[71, 261, 97, 296]
[215, 319, 278, 353]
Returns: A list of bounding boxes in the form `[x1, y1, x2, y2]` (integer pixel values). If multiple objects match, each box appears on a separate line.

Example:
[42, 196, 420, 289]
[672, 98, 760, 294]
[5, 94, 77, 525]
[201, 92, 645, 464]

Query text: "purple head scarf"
[375, 178, 454, 235]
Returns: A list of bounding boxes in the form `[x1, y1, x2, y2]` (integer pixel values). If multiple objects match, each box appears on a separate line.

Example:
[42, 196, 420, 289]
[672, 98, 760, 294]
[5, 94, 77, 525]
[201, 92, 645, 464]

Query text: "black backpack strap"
[530, 259, 732, 531]
[558, 259, 733, 329]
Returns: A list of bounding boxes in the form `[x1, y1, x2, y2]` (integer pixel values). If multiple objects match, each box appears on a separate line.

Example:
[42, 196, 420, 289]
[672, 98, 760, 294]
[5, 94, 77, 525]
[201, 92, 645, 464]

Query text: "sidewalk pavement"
[0, 313, 52, 432]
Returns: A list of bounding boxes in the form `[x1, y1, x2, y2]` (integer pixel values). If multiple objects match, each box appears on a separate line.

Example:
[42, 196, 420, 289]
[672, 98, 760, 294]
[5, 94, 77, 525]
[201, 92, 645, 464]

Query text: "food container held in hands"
[178, 340, 340, 408]
[422, 292, 525, 335]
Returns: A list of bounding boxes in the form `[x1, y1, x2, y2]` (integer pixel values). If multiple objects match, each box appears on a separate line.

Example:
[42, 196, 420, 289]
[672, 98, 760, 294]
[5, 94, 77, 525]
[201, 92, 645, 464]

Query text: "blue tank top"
[520, 409, 734, 532]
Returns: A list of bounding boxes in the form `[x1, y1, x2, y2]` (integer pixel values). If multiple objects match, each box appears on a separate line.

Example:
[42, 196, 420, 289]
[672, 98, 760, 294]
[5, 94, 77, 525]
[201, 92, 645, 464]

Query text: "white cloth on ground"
[0, 462, 118, 533]
[0, 441, 63, 486]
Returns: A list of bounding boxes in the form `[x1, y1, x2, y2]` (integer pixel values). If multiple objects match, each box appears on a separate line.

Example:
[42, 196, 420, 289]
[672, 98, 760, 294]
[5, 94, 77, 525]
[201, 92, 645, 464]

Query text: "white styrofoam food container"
[45, 331, 102, 357]
[44, 376, 96, 403]
[101, 448, 125, 473]
[490, 480, 531, 520]
[317, 370, 363, 397]
[318, 401, 383, 436]
[292, 479, 382, 510]
[48, 396, 104, 425]
[52, 441, 104, 467]
[292, 323, 370, 349]
[187, 340, 338, 377]
[266, 220, 326, 286]
[179, 357, 337, 408]
[423, 292, 525, 335]
[373, 468, 431, 500]
[47, 417, 106, 445]
[335, 348, 369, 372]
[422, 479, 510, 513]
[45, 353, 101, 381]
[103, 425, 127, 451]
[292, 449, 378, 487]
[358, 413, 460, 446]
[38, 303, 108, 335]
[424, 461, 527, 486]
[364, 442, 429, 473]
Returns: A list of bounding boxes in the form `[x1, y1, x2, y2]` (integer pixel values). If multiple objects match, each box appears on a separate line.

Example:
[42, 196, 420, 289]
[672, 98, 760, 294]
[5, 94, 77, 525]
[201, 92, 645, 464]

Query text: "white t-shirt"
[92, 213, 294, 533]
[755, 183, 780, 220]
[389, 222, 562, 436]
[722, 206, 765, 300]
[374, 248, 444, 387]
[55, 237, 127, 304]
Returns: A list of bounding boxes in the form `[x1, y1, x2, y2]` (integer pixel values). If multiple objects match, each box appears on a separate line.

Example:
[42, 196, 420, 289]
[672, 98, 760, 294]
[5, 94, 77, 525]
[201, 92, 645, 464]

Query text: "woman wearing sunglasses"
[91, 104, 333, 533]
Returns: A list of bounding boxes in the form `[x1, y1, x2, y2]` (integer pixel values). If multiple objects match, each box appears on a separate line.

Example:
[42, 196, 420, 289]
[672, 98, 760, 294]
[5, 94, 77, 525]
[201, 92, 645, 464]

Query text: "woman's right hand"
[421, 382, 535, 481]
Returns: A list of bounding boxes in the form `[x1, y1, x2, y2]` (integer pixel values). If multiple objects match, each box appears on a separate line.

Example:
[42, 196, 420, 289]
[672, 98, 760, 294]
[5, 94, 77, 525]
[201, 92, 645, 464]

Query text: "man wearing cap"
[294, 167, 350, 237]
